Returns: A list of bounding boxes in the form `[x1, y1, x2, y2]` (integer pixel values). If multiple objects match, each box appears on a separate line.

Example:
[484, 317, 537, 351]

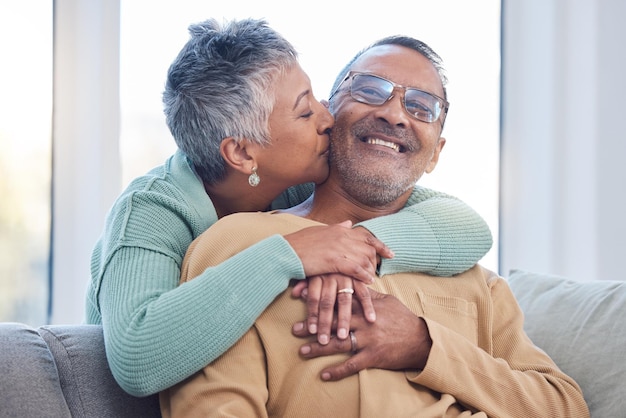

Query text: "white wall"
[500, 0, 626, 281]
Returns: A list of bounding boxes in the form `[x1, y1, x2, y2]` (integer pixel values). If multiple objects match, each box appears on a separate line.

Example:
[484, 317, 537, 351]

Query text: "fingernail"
[302, 288, 308, 298]
[368, 312, 376, 322]
[309, 324, 317, 334]
[300, 345, 311, 355]
[293, 322, 304, 332]
[319, 334, 329, 345]
[321, 372, 331, 381]
[337, 328, 347, 339]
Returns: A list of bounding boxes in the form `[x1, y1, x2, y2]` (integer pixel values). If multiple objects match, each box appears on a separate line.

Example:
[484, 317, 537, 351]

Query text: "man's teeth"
[366, 138, 400, 152]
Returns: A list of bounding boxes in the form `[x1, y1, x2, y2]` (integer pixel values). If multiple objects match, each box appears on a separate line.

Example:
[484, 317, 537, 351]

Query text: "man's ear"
[220, 137, 257, 175]
[425, 137, 446, 174]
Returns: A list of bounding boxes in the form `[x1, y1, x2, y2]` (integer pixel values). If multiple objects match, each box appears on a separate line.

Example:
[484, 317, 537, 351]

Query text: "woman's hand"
[292, 274, 374, 346]
[292, 289, 432, 381]
[285, 222, 393, 345]
[284, 221, 393, 286]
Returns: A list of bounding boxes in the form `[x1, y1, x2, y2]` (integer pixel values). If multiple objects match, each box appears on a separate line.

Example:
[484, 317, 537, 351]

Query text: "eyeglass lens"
[351, 74, 442, 123]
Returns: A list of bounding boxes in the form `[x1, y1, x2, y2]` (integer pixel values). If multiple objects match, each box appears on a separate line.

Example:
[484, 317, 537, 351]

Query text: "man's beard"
[329, 118, 421, 207]
[329, 143, 416, 207]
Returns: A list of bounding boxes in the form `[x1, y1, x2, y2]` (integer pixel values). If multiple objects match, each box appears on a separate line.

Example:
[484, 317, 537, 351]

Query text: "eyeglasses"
[329, 71, 449, 126]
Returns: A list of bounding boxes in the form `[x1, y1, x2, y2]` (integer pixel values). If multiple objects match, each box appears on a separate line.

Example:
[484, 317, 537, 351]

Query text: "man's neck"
[300, 179, 410, 225]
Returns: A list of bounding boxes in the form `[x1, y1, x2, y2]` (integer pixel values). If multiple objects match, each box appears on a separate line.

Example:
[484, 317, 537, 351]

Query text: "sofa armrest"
[0, 322, 71, 417]
[39, 324, 161, 418]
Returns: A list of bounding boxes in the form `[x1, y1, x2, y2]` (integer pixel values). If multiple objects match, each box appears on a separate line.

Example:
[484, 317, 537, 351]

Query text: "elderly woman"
[86, 18, 492, 397]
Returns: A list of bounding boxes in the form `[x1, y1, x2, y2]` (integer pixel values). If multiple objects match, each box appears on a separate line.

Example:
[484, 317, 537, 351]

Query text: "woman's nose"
[317, 106, 335, 133]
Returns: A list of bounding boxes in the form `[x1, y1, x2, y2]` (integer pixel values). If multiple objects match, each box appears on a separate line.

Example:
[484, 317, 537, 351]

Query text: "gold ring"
[349, 331, 358, 353]
[337, 288, 354, 295]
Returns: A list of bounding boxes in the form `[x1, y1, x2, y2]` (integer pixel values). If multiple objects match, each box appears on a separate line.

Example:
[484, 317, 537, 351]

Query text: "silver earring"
[248, 166, 260, 187]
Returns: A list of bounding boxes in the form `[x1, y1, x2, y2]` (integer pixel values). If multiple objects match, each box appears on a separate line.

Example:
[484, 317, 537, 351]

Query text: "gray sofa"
[1, 270, 625, 417]
[0, 324, 160, 418]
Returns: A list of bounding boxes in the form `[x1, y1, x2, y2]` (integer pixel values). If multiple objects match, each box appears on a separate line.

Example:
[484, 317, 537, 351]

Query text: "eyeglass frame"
[329, 71, 449, 128]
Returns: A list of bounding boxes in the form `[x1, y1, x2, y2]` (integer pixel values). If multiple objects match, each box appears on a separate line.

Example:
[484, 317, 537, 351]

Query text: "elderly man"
[161, 36, 589, 417]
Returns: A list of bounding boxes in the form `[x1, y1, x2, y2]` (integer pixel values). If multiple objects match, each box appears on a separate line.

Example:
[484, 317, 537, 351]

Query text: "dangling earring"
[248, 166, 260, 187]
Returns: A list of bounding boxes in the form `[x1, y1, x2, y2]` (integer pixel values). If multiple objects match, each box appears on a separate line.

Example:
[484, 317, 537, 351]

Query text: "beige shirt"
[161, 212, 588, 418]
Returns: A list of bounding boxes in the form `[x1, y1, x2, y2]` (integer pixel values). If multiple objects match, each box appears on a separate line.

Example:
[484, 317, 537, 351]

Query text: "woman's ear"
[220, 137, 257, 174]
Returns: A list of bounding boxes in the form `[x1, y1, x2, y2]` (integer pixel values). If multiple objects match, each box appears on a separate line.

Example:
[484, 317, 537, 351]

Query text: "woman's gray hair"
[162, 18, 298, 184]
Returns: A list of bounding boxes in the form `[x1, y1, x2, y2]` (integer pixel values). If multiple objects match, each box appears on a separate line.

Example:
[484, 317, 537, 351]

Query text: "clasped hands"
[284, 222, 431, 382]
[292, 285, 432, 381]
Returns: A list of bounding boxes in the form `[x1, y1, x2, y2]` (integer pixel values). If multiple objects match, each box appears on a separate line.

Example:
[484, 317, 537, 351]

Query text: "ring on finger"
[349, 331, 358, 354]
[337, 288, 354, 295]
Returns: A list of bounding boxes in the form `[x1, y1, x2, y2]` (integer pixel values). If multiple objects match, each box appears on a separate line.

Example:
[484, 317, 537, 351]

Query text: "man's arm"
[295, 275, 589, 417]
[161, 327, 269, 418]
[412, 277, 588, 417]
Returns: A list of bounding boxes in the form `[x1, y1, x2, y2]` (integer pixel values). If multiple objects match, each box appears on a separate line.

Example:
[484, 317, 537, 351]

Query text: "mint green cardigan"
[86, 150, 492, 396]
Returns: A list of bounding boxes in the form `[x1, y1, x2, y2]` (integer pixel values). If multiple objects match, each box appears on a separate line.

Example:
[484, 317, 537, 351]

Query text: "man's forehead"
[351, 45, 442, 92]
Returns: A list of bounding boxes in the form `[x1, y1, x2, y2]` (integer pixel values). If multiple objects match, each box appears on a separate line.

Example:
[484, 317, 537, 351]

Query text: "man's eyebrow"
[293, 89, 310, 110]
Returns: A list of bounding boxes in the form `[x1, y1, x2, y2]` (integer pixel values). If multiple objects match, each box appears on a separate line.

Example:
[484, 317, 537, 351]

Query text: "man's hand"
[292, 289, 432, 381]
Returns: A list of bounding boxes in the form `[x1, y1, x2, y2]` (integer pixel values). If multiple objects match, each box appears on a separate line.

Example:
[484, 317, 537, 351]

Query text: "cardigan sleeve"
[91, 157, 313, 398]
[357, 186, 493, 277]
[98, 234, 303, 397]
[274, 183, 493, 276]
[92, 187, 305, 397]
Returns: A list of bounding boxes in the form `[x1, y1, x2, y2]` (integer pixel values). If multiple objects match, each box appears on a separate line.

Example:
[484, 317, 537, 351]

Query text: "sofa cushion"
[0, 322, 71, 417]
[38, 325, 161, 418]
[508, 269, 626, 418]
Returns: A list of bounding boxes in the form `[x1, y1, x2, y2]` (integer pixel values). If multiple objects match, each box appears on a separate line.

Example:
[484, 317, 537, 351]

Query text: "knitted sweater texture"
[86, 150, 492, 396]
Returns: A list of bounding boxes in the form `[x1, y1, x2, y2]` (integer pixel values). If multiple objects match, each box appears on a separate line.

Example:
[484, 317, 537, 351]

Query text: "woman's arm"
[92, 181, 488, 397]
[97, 235, 301, 397]
[93, 192, 386, 397]
[358, 186, 492, 276]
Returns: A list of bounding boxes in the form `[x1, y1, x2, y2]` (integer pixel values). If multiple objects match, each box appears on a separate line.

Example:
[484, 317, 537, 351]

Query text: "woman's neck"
[203, 177, 274, 219]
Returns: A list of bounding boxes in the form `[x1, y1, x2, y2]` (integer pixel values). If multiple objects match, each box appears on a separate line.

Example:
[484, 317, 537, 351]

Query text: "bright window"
[0, 1, 53, 324]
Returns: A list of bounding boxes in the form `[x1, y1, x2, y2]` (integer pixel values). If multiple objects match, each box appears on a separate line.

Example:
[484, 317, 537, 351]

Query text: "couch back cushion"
[508, 269, 626, 418]
[38, 324, 161, 418]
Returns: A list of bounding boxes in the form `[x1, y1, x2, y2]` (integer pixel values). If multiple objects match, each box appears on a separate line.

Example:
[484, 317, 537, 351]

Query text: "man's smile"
[364, 137, 403, 153]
